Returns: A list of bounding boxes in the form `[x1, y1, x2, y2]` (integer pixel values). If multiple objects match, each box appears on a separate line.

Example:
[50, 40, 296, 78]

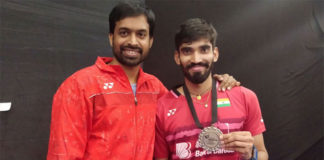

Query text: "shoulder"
[226, 86, 257, 98]
[57, 65, 97, 91]
[140, 72, 167, 95]
[157, 90, 179, 110]
[142, 72, 163, 84]
[70, 65, 98, 81]
[238, 86, 258, 101]
[158, 90, 178, 101]
[221, 86, 260, 109]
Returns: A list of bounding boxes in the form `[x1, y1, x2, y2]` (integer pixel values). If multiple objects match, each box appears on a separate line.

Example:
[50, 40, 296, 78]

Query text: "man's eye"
[137, 32, 146, 38]
[201, 48, 209, 53]
[119, 31, 128, 37]
[182, 49, 192, 55]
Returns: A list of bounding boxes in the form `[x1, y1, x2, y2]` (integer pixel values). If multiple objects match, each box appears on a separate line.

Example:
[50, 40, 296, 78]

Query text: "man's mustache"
[121, 45, 143, 54]
[185, 62, 209, 70]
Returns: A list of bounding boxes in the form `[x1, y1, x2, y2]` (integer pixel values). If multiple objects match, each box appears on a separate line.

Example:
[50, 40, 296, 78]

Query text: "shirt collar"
[95, 56, 150, 82]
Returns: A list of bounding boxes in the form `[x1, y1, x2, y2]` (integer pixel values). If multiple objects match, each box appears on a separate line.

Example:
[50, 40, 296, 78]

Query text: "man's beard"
[181, 61, 213, 84]
[113, 44, 146, 67]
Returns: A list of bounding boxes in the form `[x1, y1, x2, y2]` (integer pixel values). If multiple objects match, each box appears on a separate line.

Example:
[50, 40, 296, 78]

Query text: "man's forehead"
[180, 39, 212, 48]
[115, 15, 149, 31]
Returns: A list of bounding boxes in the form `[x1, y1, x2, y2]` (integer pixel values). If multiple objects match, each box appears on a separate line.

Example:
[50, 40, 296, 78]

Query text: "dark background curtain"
[0, 0, 323, 159]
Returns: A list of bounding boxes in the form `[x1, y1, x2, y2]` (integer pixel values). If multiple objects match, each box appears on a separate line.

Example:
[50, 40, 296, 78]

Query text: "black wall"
[0, 0, 323, 160]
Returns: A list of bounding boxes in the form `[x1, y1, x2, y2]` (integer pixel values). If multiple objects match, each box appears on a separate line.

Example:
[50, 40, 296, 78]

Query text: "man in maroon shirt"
[154, 18, 268, 160]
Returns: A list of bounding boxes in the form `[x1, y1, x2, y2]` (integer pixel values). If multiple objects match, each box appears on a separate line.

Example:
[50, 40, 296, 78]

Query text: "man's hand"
[213, 74, 241, 91]
[220, 131, 254, 160]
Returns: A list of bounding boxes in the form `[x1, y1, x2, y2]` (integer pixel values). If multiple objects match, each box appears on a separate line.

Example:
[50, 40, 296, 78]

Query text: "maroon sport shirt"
[155, 84, 266, 159]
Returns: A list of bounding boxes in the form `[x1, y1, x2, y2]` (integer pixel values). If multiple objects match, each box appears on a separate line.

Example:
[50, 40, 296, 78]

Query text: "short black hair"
[109, 2, 155, 37]
[175, 18, 217, 50]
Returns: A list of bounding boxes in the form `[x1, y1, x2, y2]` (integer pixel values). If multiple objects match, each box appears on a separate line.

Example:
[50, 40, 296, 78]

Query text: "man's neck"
[109, 58, 140, 84]
[181, 75, 213, 96]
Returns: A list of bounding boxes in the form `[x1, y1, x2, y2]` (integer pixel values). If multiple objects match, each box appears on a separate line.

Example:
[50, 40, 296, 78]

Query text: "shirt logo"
[167, 108, 177, 116]
[217, 98, 231, 107]
[176, 142, 191, 159]
[194, 139, 234, 157]
[103, 82, 114, 90]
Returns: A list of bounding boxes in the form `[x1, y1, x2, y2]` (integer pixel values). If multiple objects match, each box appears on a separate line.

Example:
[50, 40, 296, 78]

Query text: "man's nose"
[127, 33, 139, 46]
[191, 51, 202, 63]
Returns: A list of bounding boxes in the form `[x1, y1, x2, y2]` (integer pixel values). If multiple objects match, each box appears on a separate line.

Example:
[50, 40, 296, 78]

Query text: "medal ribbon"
[183, 79, 217, 129]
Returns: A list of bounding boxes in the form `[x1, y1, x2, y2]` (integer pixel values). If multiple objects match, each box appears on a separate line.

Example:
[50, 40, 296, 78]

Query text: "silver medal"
[198, 126, 223, 151]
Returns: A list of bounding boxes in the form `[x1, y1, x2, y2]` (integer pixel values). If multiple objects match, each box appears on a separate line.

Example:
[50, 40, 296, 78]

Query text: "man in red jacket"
[47, 2, 239, 160]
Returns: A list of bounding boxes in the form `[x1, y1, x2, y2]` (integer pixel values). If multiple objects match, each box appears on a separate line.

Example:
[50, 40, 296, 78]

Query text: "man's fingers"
[221, 131, 252, 139]
[218, 74, 230, 91]
[212, 73, 228, 91]
[226, 79, 237, 90]
[222, 135, 254, 145]
[212, 74, 241, 91]
[221, 76, 231, 91]
[223, 146, 252, 159]
[213, 74, 223, 81]
[222, 141, 253, 149]
[223, 146, 250, 153]
[220, 131, 253, 160]
[220, 75, 239, 91]
[220, 132, 253, 147]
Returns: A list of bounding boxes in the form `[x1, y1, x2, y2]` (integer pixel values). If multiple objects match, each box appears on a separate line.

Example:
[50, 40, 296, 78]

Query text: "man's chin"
[184, 71, 211, 84]
[187, 78, 206, 84]
[122, 62, 140, 67]
[189, 71, 206, 78]
[121, 58, 143, 67]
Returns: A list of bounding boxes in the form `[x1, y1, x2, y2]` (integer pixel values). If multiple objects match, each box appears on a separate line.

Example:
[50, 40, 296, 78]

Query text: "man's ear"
[174, 50, 180, 65]
[213, 47, 219, 62]
[149, 37, 154, 48]
[108, 34, 113, 47]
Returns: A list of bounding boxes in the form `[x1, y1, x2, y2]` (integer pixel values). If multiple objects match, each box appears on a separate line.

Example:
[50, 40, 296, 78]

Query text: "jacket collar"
[95, 56, 153, 84]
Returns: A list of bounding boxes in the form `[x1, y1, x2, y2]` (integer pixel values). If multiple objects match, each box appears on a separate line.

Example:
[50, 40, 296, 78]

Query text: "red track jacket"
[47, 57, 168, 160]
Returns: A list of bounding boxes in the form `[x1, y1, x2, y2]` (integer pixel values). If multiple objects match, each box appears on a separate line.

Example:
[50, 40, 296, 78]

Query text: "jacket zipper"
[134, 92, 137, 158]
[134, 96, 138, 106]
